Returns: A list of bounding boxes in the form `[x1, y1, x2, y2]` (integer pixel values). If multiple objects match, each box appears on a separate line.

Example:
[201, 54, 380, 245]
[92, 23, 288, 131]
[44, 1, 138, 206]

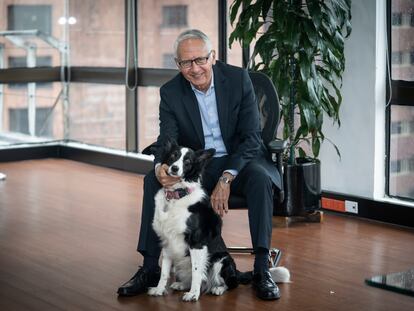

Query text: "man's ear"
[195, 148, 216, 163]
[211, 50, 216, 65]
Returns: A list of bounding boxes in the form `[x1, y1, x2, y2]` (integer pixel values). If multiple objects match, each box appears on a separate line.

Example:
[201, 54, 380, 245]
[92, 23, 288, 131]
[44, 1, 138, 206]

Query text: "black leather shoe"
[117, 266, 161, 297]
[252, 270, 281, 300]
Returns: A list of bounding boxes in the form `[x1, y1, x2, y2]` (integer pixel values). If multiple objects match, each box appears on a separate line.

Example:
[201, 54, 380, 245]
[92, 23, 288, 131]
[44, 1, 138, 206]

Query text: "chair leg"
[226, 247, 282, 268]
[269, 248, 282, 268]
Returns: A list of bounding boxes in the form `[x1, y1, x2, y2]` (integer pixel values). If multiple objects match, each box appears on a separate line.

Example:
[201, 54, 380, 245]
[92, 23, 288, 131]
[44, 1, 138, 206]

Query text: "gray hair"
[173, 29, 212, 59]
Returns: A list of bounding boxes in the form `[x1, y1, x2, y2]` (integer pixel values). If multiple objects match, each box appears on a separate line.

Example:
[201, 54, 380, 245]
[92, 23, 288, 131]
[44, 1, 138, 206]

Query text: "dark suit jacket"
[154, 61, 281, 189]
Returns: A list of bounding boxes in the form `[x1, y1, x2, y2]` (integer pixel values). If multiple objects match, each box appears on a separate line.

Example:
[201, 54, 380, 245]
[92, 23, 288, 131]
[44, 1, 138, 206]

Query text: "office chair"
[226, 71, 286, 267]
[142, 71, 286, 267]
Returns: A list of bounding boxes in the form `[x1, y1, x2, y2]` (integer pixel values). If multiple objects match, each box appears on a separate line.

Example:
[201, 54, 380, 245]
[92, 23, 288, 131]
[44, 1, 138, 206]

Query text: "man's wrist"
[219, 172, 234, 184]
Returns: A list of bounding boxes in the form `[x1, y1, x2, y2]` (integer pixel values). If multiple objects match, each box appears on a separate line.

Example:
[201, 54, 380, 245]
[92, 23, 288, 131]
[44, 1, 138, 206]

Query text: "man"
[117, 29, 281, 300]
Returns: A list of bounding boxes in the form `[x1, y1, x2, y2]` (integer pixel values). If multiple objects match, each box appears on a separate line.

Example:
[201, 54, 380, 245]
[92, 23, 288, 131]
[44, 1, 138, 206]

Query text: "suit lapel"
[181, 78, 205, 147]
[214, 64, 229, 142]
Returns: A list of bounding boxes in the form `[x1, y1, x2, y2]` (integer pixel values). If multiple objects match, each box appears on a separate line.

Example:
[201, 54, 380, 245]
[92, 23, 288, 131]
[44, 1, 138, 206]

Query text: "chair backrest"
[248, 71, 280, 145]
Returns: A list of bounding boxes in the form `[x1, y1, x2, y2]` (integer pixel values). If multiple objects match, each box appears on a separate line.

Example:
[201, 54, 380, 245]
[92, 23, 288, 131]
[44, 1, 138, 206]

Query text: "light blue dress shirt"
[190, 76, 238, 177]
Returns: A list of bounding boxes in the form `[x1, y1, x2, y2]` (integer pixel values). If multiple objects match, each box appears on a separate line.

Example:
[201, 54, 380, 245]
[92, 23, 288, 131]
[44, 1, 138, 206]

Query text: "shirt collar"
[190, 74, 215, 95]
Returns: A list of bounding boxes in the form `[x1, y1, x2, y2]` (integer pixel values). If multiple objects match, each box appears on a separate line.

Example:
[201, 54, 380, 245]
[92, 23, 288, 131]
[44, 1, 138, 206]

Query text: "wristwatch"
[219, 175, 232, 184]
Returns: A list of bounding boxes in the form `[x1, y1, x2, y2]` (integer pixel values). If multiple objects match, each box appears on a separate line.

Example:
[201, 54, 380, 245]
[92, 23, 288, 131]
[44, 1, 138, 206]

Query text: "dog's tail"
[236, 267, 291, 284]
[269, 266, 291, 283]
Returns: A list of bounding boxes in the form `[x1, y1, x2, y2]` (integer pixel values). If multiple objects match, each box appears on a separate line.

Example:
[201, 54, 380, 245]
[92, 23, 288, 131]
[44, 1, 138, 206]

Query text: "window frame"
[386, 0, 414, 202]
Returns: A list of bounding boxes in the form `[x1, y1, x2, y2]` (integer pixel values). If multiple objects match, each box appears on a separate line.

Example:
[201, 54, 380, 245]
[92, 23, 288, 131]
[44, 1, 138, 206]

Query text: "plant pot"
[274, 158, 321, 217]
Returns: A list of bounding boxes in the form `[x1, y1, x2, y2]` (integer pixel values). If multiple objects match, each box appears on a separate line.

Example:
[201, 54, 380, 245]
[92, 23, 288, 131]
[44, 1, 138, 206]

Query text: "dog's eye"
[184, 159, 191, 166]
[170, 151, 179, 160]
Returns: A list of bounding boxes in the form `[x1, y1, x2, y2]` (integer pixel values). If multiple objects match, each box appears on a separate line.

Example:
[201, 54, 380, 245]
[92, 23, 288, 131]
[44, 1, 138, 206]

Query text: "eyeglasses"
[176, 51, 213, 69]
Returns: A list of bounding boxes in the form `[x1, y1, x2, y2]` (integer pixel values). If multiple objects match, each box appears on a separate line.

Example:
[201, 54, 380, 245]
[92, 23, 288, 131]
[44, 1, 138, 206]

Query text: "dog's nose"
[170, 165, 179, 174]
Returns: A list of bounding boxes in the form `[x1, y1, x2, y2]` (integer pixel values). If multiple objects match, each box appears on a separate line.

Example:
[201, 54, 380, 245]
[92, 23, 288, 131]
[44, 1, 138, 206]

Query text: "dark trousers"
[137, 156, 274, 258]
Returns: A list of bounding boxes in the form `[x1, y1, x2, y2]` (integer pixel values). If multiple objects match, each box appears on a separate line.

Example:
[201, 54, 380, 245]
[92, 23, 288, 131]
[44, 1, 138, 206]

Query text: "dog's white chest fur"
[153, 184, 205, 258]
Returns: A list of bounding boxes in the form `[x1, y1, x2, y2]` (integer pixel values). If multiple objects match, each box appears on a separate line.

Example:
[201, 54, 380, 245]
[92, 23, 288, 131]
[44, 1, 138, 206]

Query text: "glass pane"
[138, 86, 160, 152]
[0, 82, 64, 145]
[391, 1, 414, 80]
[69, 0, 125, 66]
[389, 105, 414, 200]
[0, 0, 65, 68]
[68, 83, 125, 150]
[138, 0, 218, 68]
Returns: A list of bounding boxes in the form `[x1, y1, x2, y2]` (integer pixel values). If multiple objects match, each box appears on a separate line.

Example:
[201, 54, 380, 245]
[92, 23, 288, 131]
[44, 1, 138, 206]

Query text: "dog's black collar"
[164, 187, 194, 201]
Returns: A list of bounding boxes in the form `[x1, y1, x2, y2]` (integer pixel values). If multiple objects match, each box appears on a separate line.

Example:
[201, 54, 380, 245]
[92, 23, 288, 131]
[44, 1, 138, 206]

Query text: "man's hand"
[211, 173, 233, 217]
[155, 164, 181, 188]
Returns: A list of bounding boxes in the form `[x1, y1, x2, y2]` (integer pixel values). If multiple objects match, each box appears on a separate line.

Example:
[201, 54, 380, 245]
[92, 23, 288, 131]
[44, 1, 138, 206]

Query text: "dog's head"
[160, 140, 215, 182]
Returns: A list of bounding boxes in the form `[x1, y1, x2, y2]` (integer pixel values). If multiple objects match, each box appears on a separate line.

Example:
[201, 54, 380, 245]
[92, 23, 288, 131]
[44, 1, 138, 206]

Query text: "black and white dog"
[147, 141, 289, 301]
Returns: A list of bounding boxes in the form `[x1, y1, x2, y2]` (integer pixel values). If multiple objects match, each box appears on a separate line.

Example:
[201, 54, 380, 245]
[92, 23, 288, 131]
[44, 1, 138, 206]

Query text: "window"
[7, 5, 52, 34]
[162, 53, 176, 69]
[8, 56, 52, 68]
[136, 0, 219, 150]
[138, 1, 218, 68]
[162, 5, 188, 27]
[390, 160, 401, 173]
[9, 107, 53, 137]
[68, 0, 125, 66]
[391, 121, 402, 134]
[390, 158, 414, 174]
[8, 56, 52, 89]
[68, 83, 126, 150]
[392, 12, 402, 26]
[392, 51, 403, 64]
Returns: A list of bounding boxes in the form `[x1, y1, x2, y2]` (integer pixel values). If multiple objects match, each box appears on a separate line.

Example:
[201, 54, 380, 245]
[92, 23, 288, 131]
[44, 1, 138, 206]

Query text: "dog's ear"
[195, 148, 216, 164]
[160, 137, 178, 160]
[142, 142, 158, 156]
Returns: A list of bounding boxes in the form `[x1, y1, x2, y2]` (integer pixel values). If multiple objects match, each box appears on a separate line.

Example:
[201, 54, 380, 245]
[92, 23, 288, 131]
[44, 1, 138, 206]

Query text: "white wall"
[319, 0, 387, 200]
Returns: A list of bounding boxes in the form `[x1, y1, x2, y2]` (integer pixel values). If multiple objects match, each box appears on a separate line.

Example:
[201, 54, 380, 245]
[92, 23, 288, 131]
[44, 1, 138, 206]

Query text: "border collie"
[147, 141, 289, 301]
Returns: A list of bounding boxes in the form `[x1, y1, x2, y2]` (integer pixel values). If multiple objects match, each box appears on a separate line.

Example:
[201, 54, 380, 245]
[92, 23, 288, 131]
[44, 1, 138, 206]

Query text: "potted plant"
[229, 0, 352, 216]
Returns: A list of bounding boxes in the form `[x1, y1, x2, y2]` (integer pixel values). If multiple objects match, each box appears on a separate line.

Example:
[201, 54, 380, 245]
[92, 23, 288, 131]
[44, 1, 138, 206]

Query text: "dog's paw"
[182, 290, 200, 301]
[147, 286, 167, 296]
[170, 282, 189, 291]
[210, 286, 227, 296]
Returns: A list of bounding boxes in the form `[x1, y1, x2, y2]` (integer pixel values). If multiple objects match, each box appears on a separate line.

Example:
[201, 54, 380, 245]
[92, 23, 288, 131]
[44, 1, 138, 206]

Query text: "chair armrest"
[267, 139, 288, 154]
[267, 139, 287, 204]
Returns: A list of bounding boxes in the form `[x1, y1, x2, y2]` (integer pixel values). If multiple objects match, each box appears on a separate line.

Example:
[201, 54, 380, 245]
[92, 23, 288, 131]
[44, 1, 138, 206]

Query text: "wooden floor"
[0, 159, 413, 311]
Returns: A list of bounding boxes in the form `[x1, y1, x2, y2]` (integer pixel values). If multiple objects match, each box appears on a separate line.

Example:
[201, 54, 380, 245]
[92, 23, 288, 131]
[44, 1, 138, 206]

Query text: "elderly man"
[117, 29, 281, 300]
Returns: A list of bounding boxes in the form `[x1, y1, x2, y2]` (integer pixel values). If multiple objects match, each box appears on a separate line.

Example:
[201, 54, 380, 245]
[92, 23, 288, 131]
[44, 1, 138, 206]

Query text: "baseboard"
[322, 191, 414, 228]
[0, 144, 60, 161]
[0, 142, 153, 175]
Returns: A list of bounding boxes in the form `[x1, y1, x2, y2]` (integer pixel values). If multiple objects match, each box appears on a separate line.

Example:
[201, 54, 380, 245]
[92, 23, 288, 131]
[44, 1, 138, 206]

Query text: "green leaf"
[299, 99, 317, 131]
[307, 79, 319, 106]
[261, 0, 272, 20]
[312, 137, 321, 158]
[299, 56, 311, 81]
[306, 0, 322, 29]
[229, 0, 243, 25]
[298, 147, 307, 158]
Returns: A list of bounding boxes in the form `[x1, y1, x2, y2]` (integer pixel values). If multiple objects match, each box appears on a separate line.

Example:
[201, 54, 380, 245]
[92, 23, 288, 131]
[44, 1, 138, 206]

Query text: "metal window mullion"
[218, 0, 227, 63]
[0, 44, 4, 132]
[125, 0, 138, 153]
[27, 45, 37, 136]
[241, 1, 250, 68]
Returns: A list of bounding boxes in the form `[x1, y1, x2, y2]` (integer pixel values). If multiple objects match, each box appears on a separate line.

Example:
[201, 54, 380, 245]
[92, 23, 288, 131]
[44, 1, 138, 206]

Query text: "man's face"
[176, 38, 216, 92]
